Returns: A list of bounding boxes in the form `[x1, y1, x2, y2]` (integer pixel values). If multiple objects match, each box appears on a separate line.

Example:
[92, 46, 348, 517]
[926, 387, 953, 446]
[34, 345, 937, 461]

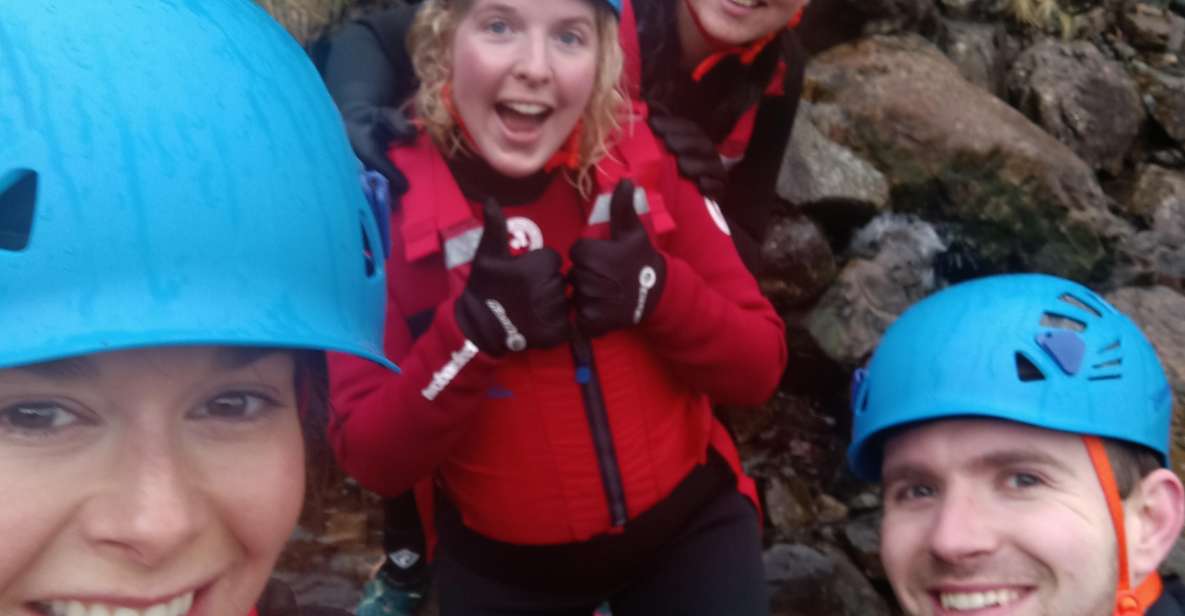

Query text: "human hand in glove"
[341, 99, 417, 197]
[648, 112, 727, 201]
[569, 180, 666, 338]
[455, 198, 571, 356]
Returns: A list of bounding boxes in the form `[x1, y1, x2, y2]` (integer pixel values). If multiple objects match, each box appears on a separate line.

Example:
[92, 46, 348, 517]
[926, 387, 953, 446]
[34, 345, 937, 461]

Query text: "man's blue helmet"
[0, 1, 394, 371]
[849, 274, 1172, 481]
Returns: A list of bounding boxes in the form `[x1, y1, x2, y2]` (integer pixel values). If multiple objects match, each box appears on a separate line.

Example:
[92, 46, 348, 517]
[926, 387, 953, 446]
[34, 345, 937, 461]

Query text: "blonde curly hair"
[408, 0, 627, 194]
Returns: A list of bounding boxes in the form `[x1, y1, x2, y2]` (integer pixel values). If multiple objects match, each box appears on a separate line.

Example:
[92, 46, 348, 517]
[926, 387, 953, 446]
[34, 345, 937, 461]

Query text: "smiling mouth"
[496, 102, 553, 136]
[30, 590, 194, 616]
[727, 0, 766, 8]
[937, 588, 1024, 611]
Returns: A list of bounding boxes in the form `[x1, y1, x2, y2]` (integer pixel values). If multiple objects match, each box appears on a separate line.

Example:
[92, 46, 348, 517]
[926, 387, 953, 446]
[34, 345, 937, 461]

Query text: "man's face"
[879, 418, 1117, 616]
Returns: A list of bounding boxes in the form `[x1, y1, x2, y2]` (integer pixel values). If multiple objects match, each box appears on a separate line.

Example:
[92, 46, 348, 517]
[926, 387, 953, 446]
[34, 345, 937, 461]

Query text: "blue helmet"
[849, 274, 1172, 481]
[603, 0, 623, 15]
[0, 1, 394, 371]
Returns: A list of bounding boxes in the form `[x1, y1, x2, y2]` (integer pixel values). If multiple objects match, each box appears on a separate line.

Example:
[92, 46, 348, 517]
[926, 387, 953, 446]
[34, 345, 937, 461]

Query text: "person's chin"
[482, 145, 553, 179]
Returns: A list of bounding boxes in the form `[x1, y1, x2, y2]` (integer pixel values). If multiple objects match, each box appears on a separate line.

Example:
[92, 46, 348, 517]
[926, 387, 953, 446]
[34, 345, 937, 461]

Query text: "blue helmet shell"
[0, 1, 395, 371]
[848, 274, 1172, 481]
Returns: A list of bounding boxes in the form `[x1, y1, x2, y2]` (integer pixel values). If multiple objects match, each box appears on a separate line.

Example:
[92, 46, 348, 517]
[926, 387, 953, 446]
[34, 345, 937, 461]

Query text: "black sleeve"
[319, 6, 422, 195]
[321, 6, 419, 111]
[720, 29, 806, 258]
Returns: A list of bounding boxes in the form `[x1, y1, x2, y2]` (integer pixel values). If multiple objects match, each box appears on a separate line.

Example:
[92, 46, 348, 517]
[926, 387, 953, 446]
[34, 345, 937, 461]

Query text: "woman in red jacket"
[327, 0, 787, 613]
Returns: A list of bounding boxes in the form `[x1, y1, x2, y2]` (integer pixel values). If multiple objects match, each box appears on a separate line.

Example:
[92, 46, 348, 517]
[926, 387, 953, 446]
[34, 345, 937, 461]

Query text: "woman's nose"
[512, 33, 552, 86]
[77, 434, 208, 567]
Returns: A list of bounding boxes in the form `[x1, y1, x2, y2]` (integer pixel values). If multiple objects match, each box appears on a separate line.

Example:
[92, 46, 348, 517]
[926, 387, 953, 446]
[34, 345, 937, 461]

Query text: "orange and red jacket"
[327, 106, 787, 545]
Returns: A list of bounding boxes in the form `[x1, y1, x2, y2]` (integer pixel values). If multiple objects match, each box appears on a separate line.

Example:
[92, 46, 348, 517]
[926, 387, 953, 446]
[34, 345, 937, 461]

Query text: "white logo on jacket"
[507, 216, 544, 253]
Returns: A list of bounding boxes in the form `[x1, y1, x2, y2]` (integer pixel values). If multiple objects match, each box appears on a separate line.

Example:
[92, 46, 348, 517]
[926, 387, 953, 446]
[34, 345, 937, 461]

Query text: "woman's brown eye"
[0, 403, 77, 432]
[198, 393, 275, 421]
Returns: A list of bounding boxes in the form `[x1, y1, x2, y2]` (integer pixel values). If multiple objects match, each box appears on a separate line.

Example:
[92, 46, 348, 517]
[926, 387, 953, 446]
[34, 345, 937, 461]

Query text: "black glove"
[648, 112, 727, 201]
[455, 199, 571, 356]
[569, 180, 667, 338]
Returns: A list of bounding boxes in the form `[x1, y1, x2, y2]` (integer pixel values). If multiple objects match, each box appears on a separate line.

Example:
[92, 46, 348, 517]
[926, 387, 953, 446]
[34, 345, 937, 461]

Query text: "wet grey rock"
[806, 214, 946, 365]
[1115, 166, 1185, 286]
[1121, 2, 1185, 51]
[1007, 39, 1144, 174]
[778, 102, 891, 214]
[804, 35, 1125, 281]
[1133, 63, 1185, 145]
[843, 514, 886, 579]
[765, 474, 818, 530]
[765, 544, 893, 616]
[759, 211, 839, 309]
[938, 19, 1020, 96]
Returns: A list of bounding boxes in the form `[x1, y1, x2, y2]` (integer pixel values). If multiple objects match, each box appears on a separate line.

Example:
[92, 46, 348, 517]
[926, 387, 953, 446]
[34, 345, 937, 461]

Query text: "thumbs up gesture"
[570, 180, 667, 338]
[455, 198, 571, 356]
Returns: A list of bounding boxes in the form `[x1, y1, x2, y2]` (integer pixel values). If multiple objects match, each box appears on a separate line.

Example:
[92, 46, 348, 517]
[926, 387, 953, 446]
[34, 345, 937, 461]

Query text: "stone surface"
[759, 211, 839, 309]
[938, 19, 1019, 96]
[1006, 39, 1144, 174]
[778, 102, 891, 214]
[765, 544, 893, 616]
[805, 214, 946, 365]
[1115, 165, 1185, 287]
[1133, 62, 1185, 146]
[1121, 2, 1185, 51]
[804, 35, 1126, 281]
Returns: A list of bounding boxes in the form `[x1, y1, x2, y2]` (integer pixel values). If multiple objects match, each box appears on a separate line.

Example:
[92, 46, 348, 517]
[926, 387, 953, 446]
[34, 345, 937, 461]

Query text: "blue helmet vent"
[1041, 312, 1086, 332]
[0, 169, 37, 252]
[1058, 293, 1102, 318]
[1015, 352, 1046, 382]
[1036, 329, 1086, 375]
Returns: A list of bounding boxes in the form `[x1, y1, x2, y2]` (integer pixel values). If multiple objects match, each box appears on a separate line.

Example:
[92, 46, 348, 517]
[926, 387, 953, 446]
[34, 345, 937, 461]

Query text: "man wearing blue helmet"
[0, 2, 391, 615]
[849, 274, 1184, 616]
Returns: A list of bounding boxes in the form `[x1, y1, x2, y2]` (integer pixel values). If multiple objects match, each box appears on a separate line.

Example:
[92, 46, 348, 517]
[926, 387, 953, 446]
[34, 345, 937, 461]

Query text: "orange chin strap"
[685, 0, 804, 82]
[1082, 436, 1164, 616]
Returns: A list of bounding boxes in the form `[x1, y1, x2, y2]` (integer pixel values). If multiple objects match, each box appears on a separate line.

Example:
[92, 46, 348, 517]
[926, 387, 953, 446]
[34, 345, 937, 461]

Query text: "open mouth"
[495, 101, 553, 137]
[726, 0, 767, 9]
[933, 588, 1028, 612]
[29, 589, 195, 616]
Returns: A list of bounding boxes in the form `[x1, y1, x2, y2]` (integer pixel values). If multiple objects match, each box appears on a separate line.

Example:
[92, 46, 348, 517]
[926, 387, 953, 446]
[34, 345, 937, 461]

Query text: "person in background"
[326, 0, 788, 613]
[849, 274, 1185, 615]
[320, 2, 808, 611]
[0, 2, 393, 615]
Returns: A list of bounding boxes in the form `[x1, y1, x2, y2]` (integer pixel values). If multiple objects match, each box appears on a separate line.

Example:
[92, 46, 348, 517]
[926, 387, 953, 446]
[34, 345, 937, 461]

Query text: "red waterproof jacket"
[328, 106, 786, 545]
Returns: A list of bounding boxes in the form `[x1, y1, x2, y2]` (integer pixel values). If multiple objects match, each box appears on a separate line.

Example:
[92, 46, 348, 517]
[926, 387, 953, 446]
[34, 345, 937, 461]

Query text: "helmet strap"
[1082, 436, 1164, 615]
[683, 0, 804, 82]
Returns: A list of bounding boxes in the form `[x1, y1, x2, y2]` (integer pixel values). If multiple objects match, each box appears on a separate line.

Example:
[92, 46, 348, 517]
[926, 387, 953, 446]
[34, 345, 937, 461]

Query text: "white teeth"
[47, 591, 194, 616]
[939, 589, 1021, 611]
[730, 0, 759, 7]
[503, 102, 548, 116]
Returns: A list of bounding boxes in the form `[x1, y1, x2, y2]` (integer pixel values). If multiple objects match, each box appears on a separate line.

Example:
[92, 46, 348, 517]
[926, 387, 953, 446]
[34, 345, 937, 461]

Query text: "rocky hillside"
[259, 0, 1185, 612]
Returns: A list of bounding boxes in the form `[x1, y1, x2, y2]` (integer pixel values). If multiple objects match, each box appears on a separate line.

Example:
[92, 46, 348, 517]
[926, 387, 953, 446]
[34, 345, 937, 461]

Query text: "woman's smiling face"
[449, 0, 601, 178]
[0, 346, 305, 616]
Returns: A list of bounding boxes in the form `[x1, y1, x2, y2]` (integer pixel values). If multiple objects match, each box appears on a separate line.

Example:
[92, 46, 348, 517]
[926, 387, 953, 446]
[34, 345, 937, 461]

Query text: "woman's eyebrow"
[214, 347, 284, 371]
[15, 356, 100, 380]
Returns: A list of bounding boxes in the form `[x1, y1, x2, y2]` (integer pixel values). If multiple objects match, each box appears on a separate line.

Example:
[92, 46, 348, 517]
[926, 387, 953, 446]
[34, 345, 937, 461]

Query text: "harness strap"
[1083, 435, 1164, 615]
